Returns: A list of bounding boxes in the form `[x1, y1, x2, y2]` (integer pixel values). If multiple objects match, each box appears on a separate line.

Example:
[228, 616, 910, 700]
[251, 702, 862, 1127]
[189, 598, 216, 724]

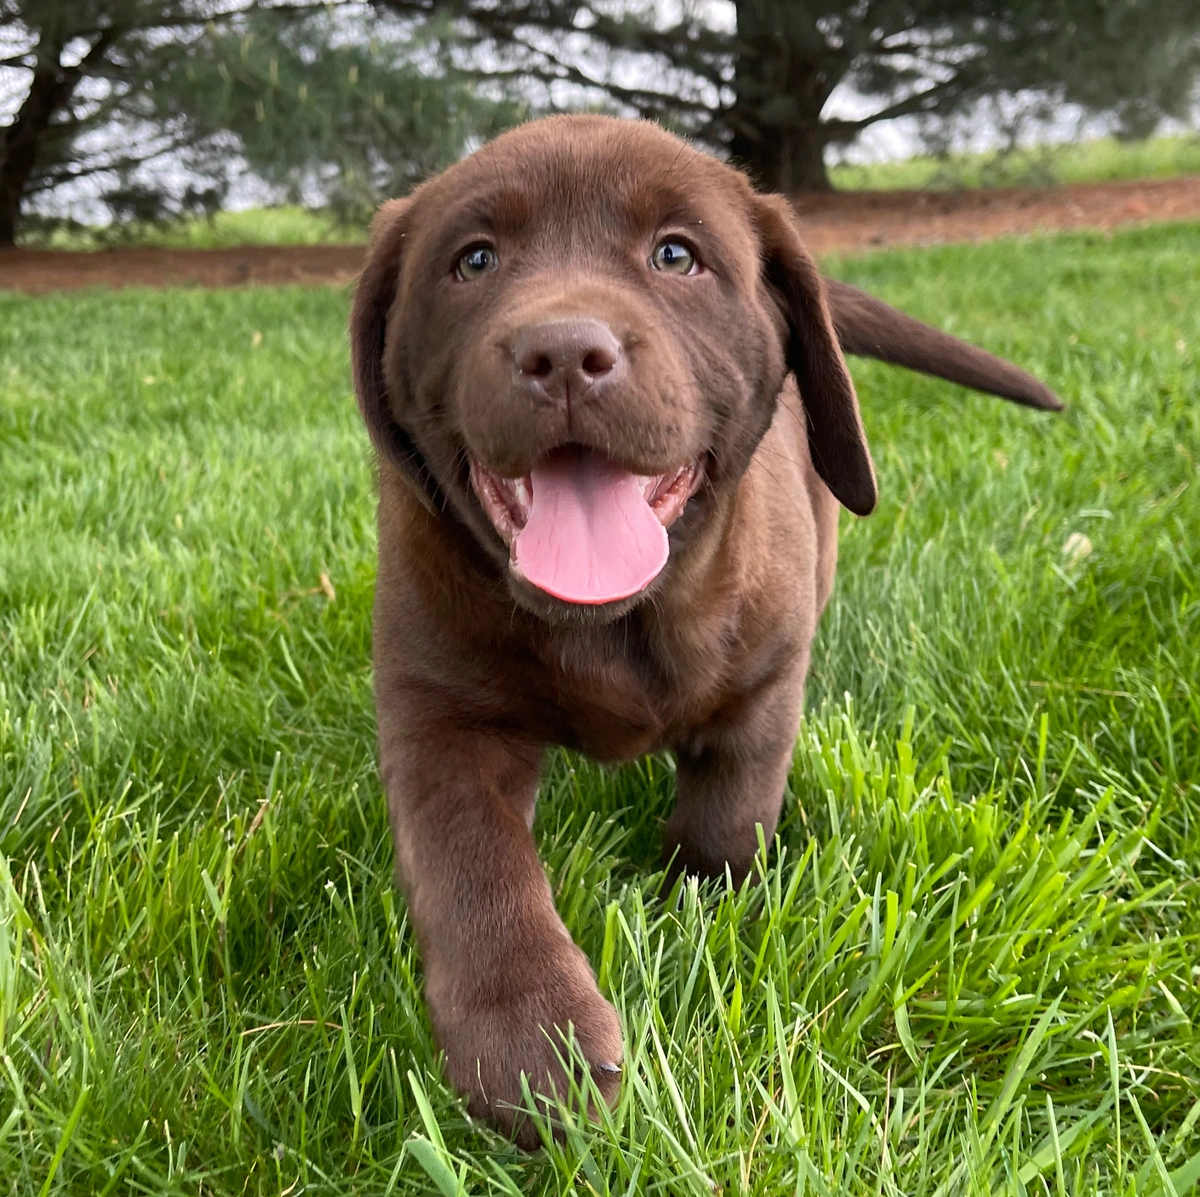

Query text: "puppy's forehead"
[423, 117, 751, 241]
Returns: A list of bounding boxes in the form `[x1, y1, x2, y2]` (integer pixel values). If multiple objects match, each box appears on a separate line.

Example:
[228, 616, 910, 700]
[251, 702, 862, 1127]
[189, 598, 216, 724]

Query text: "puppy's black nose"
[513, 319, 623, 405]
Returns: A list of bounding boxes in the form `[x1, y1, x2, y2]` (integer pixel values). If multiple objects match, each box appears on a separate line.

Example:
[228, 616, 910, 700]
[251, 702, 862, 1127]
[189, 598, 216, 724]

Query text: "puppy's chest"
[536, 622, 734, 760]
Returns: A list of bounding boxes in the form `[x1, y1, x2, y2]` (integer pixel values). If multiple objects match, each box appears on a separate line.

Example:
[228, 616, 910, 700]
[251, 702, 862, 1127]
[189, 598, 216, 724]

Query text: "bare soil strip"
[2, 175, 1197, 293]
[792, 173, 1200, 254]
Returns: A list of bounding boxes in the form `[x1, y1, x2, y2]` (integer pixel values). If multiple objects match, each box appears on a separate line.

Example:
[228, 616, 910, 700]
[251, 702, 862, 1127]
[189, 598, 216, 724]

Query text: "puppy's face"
[353, 116, 875, 621]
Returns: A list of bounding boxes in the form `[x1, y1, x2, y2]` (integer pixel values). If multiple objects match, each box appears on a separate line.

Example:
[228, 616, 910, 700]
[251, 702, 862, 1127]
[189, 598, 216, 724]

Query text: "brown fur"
[349, 115, 1058, 1144]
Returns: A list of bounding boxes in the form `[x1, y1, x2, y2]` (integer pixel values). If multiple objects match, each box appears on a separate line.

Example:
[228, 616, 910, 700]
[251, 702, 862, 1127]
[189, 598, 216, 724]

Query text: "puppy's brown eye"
[652, 239, 697, 275]
[457, 245, 498, 280]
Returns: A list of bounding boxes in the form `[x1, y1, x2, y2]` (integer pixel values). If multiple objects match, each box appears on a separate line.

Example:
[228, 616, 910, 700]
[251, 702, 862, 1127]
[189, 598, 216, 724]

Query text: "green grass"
[17, 205, 367, 251]
[829, 132, 1200, 191]
[1, 223, 1198, 1195]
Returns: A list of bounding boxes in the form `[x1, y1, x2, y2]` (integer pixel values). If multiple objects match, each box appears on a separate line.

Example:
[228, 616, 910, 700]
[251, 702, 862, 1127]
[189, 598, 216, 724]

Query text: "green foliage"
[439, 0, 1200, 190]
[18, 204, 367, 250]
[149, 9, 523, 222]
[1, 224, 1198, 1191]
[832, 0, 1200, 141]
[0, 2, 517, 242]
[4, 0, 1197, 238]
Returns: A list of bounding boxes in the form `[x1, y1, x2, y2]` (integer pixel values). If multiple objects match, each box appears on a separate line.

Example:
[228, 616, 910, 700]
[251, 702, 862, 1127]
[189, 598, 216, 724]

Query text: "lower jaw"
[504, 569, 655, 624]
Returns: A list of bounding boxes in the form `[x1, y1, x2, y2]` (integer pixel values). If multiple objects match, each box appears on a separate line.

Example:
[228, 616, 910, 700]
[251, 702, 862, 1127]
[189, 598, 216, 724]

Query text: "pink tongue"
[513, 449, 668, 604]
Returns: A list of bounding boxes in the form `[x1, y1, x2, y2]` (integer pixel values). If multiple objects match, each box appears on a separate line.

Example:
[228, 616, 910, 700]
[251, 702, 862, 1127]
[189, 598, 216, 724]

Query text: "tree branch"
[14, 1, 358, 43]
[463, 35, 712, 114]
[819, 76, 970, 140]
[383, 0, 730, 75]
[26, 135, 196, 190]
[472, 66, 712, 116]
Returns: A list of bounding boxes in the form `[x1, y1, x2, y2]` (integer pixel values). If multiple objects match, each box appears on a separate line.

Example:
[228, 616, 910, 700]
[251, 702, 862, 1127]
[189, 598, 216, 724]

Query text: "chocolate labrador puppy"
[350, 114, 1059, 1142]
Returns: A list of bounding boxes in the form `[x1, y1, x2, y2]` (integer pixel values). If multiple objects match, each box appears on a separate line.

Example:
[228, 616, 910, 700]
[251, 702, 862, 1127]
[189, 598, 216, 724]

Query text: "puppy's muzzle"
[513, 319, 625, 409]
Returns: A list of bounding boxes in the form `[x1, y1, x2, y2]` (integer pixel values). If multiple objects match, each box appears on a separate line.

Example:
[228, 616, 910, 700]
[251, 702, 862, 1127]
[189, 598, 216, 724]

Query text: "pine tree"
[403, 0, 1200, 192]
[0, 1, 515, 245]
[3, 0, 1197, 244]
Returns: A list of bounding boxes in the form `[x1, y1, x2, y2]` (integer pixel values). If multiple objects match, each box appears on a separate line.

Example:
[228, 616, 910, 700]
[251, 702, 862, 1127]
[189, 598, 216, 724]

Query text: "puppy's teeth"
[512, 477, 531, 511]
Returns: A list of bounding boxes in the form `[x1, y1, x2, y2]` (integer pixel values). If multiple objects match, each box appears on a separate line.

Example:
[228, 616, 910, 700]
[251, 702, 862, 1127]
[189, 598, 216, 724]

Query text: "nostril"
[581, 349, 616, 378]
[513, 320, 622, 390]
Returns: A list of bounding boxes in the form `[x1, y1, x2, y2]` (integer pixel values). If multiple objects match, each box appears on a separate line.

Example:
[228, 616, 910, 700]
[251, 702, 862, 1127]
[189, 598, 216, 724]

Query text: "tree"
[409, 0, 1200, 191]
[148, 7, 521, 221]
[0, 1, 514, 245]
[3, 0, 1198, 242]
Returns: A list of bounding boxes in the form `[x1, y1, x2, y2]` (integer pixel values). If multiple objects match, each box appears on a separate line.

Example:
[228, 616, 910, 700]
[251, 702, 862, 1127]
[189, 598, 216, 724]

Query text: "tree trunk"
[725, 0, 843, 193]
[0, 55, 69, 248]
[0, 180, 19, 248]
[728, 120, 833, 193]
[0, 28, 118, 247]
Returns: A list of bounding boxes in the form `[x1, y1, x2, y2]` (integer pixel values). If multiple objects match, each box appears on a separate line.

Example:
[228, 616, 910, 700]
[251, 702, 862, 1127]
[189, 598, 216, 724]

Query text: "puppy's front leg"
[665, 665, 807, 883]
[378, 710, 622, 1143]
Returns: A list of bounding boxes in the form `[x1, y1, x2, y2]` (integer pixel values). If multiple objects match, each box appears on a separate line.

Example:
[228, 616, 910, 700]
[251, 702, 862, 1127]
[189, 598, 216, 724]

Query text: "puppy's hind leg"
[664, 663, 808, 885]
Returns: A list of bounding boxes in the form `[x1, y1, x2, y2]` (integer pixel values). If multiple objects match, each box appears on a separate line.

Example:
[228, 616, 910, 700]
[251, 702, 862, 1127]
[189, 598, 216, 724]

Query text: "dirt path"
[791, 173, 1200, 254]
[2, 175, 1197, 293]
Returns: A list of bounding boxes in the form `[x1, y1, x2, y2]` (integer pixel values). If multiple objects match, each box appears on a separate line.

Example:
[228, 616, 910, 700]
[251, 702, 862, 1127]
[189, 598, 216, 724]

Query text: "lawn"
[1, 223, 1198, 1195]
[828, 132, 1200, 191]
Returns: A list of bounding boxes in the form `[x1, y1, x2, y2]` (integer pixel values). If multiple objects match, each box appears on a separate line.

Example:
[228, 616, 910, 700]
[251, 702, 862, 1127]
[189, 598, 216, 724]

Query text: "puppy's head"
[352, 115, 873, 621]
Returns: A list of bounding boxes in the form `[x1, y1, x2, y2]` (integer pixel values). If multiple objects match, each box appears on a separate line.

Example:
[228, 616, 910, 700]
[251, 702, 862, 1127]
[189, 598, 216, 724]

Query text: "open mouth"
[469, 446, 704, 606]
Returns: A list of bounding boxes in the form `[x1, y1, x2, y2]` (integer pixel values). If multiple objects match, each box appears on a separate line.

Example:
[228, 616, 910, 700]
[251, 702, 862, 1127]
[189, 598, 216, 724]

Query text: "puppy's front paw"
[430, 941, 622, 1146]
[663, 818, 759, 886]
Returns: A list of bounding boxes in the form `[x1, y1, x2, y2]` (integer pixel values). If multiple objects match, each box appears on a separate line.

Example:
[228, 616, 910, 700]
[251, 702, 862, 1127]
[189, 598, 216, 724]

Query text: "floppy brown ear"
[350, 197, 440, 514]
[754, 194, 877, 516]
